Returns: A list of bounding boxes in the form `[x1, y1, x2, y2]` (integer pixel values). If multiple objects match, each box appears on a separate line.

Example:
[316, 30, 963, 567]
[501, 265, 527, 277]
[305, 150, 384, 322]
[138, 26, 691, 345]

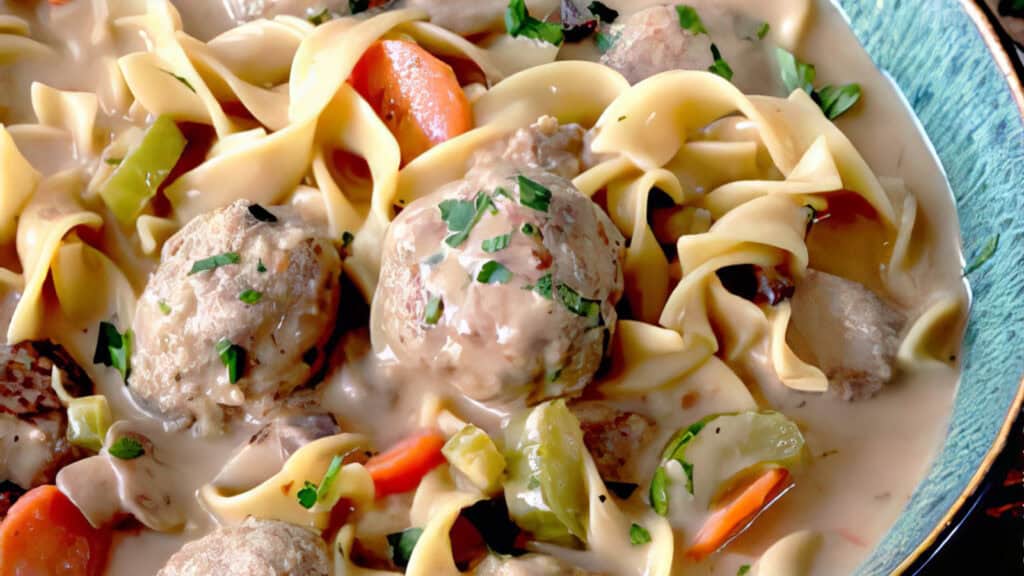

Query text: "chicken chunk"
[571, 401, 653, 482]
[0, 341, 91, 491]
[130, 200, 342, 434]
[599, 5, 717, 84]
[158, 518, 330, 576]
[372, 119, 624, 404]
[787, 269, 905, 400]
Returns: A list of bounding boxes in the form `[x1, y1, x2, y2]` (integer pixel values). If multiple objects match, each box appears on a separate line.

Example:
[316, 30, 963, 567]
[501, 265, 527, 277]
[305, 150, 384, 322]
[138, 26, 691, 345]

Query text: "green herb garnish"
[595, 31, 615, 53]
[776, 48, 861, 119]
[297, 480, 318, 509]
[482, 233, 512, 253]
[556, 283, 602, 324]
[440, 192, 493, 248]
[817, 83, 862, 120]
[708, 44, 734, 81]
[650, 467, 669, 516]
[675, 5, 707, 35]
[533, 273, 553, 299]
[776, 47, 815, 94]
[257, 258, 267, 273]
[629, 523, 652, 545]
[161, 69, 196, 93]
[424, 295, 444, 325]
[189, 252, 240, 275]
[477, 260, 513, 284]
[316, 454, 344, 504]
[588, 1, 618, 23]
[505, 0, 563, 46]
[239, 289, 262, 304]
[215, 338, 245, 384]
[93, 321, 132, 382]
[104, 157, 123, 165]
[387, 528, 424, 568]
[516, 176, 552, 212]
[964, 234, 999, 275]
[756, 22, 770, 39]
[158, 300, 172, 315]
[108, 436, 144, 460]
[247, 203, 277, 223]
[307, 7, 332, 25]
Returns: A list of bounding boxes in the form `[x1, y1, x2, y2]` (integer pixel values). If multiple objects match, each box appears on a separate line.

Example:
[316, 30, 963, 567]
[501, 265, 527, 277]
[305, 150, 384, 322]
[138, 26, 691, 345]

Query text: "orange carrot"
[687, 468, 790, 559]
[350, 39, 472, 165]
[365, 430, 447, 497]
[0, 485, 112, 576]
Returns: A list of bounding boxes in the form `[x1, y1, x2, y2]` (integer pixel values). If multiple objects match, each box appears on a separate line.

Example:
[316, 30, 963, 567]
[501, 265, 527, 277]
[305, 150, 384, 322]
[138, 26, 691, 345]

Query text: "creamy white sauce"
[0, 1, 968, 575]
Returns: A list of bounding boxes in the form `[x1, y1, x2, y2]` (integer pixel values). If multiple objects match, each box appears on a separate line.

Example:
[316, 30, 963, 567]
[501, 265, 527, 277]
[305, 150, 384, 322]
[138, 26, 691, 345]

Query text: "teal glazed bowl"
[831, 0, 1024, 573]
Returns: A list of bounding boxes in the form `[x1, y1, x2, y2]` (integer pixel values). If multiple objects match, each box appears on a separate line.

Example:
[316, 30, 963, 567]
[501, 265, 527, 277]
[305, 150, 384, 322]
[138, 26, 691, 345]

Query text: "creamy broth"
[0, 1, 968, 575]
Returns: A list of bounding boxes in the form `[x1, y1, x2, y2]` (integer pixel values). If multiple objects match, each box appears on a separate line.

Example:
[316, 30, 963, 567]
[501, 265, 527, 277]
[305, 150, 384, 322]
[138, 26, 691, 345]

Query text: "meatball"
[130, 200, 342, 433]
[372, 121, 624, 404]
[571, 401, 653, 483]
[474, 116, 586, 180]
[158, 518, 330, 576]
[0, 341, 91, 491]
[787, 270, 905, 400]
[600, 5, 716, 84]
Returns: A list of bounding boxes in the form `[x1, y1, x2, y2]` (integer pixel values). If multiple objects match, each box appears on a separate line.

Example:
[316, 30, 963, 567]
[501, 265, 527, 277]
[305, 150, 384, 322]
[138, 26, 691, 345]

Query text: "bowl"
[832, 0, 1024, 573]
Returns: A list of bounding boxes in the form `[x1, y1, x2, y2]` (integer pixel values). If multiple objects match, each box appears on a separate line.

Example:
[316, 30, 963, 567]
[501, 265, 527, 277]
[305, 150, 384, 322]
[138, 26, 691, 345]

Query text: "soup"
[0, 1, 969, 575]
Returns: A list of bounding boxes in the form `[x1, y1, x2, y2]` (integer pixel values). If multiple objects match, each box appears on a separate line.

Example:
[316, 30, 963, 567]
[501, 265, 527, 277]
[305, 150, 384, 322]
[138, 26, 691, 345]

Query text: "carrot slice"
[0, 485, 112, 576]
[365, 430, 447, 497]
[350, 39, 472, 165]
[687, 468, 790, 560]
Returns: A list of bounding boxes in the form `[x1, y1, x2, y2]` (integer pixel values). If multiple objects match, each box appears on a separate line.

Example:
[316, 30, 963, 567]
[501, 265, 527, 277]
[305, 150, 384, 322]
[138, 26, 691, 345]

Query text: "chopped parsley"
[756, 21, 770, 39]
[257, 258, 267, 273]
[675, 5, 707, 35]
[239, 289, 262, 304]
[316, 454, 344, 504]
[817, 83, 863, 120]
[708, 44, 734, 81]
[424, 295, 444, 325]
[440, 192, 494, 248]
[158, 300, 172, 315]
[649, 467, 669, 516]
[296, 480, 318, 509]
[215, 338, 245, 384]
[482, 233, 512, 253]
[161, 69, 196, 93]
[493, 186, 513, 200]
[307, 7, 332, 25]
[477, 260, 513, 284]
[349, 0, 370, 14]
[533, 273, 553, 299]
[108, 436, 145, 460]
[516, 176, 552, 212]
[556, 283, 602, 325]
[964, 234, 1000, 275]
[505, 0, 564, 46]
[629, 523, 652, 545]
[387, 527, 424, 568]
[104, 157, 123, 166]
[93, 321, 132, 382]
[588, 1, 618, 23]
[521, 223, 537, 236]
[776, 48, 862, 119]
[247, 203, 277, 223]
[189, 252, 240, 274]
[737, 565, 752, 576]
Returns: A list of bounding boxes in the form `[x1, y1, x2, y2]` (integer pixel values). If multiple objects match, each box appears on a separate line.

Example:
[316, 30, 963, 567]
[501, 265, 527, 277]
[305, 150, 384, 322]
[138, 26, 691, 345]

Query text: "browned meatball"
[130, 200, 342, 434]
[600, 5, 717, 84]
[0, 341, 91, 492]
[371, 120, 624, 404]
[158, 518, 330, 576]
[571, 401, 653, 483]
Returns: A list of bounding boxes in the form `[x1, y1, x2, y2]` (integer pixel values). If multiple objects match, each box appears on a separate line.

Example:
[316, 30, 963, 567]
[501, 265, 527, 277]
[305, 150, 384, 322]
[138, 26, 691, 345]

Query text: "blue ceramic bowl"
[830, 0, 1024, 573]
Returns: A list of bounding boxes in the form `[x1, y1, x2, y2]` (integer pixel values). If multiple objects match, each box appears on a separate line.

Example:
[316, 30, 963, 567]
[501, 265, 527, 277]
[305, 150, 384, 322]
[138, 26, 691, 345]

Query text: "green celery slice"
[100, 115, 186, 225]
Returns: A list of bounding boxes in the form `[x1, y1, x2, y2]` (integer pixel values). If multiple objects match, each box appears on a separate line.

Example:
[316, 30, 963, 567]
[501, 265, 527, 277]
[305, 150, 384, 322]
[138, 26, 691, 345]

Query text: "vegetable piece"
[776, 47, 815, 94]
[108, 436, 145, 460]
[505, 0, 564, 45]
[99, 115, 186, 225]
[964, 233, 1000, 275]
[482, 233, 512, 253]
[676, 5, 707, 35]
[307, 7, 332, 25]
[66, 395, 112, 452]
[516, 176, 552, 212]
[556, 283, 602, 325]
[189, 252, 240, 274]
[738, 565, 752, 576]
[0, 485, 112, 576]
[629, 522, 651, 545]
[650, 411, 803, 516]
[503, 399, 589, 546]
[532, 274, 553, 299]
[350, 39, 472, 164]
[440, 192, 494, 248]
[387, 527, 424, 568]
[93, 321, 131, 382]
[687, 468, 790, 559]
[817, 83, 862, 120]
[424, 295, 444, 325]
[775, 48, 862, 119]
[365, 430, 447, 497]
[755, 22, 770, 40]
[238, 289, 262, 304]
[442, 425, 507, 495]
[215, 338, 245, 384]
[708, 44, 734, 81]
[477, 260, 513, 284]
[297, 481, 318, 509]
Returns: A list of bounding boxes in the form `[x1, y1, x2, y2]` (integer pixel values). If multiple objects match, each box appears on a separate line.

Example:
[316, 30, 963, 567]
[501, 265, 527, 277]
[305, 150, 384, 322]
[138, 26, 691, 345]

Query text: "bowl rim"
[894, 4, 1024, 573]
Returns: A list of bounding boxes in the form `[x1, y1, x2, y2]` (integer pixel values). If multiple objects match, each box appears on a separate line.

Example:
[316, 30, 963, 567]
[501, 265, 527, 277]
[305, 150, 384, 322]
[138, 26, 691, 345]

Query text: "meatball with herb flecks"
[129, 200, 342, 434]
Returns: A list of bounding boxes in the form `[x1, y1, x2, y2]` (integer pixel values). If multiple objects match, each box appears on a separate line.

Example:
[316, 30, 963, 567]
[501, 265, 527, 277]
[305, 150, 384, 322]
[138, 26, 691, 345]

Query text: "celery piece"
[99, 115, 186, 225]
[442, 425, 506, 495]
[503, 399, 588, 546]
[66, 395, 113, 452]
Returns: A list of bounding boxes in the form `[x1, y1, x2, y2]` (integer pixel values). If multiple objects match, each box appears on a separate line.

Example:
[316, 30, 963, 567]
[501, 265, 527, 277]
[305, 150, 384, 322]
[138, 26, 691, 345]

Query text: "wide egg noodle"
[0, 124, 40, 244]
[29, 82, 100, 157]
